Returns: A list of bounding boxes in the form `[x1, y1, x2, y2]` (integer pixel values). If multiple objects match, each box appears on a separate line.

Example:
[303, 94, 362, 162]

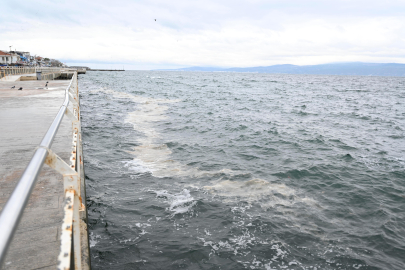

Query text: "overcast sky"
[1, 0, 405, 69]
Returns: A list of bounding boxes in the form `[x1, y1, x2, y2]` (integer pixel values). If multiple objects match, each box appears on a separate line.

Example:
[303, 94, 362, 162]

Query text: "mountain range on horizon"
[157, 62, 405, 76]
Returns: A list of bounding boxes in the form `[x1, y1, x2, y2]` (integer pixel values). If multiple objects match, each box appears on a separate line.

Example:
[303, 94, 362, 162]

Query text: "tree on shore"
[50, 59, 63, 67]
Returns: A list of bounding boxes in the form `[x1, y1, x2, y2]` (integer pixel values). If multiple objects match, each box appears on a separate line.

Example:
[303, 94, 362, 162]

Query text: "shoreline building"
[0, 50, 21, 66]
[10, 51, 31, 66]
[0, 51, 12, 65]
[0, 49, 62, 67]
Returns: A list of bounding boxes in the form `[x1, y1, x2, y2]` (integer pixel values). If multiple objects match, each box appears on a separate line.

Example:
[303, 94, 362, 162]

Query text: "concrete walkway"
[0, 80, 73, 269]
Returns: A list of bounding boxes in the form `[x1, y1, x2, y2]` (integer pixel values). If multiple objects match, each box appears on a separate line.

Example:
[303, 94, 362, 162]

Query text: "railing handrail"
[0, 76, 74, 267]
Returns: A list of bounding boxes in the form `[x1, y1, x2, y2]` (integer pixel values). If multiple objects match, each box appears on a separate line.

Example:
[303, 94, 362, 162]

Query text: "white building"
[0, 51, 22, 65]
[0, 51, 12, 65]
[11, 53, 21, 64]
[10, 51, 30, 65]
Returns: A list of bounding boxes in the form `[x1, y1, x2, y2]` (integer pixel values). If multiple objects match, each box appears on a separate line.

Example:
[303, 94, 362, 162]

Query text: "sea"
[79, 71, 405, 270]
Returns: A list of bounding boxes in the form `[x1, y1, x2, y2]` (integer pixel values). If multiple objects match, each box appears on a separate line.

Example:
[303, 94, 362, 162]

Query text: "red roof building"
[0, 51, 11, 56]
[0, 51, 12, 64]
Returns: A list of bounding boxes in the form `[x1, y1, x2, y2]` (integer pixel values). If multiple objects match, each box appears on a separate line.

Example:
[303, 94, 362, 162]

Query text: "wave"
[152, 189, 196, 216]
[204, 178, 317, 209]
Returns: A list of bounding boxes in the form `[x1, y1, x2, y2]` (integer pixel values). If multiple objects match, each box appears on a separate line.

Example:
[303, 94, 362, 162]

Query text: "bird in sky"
[18, 87, 22, 90]
[45, 83, 48, 87]
[155, 19, 156, 21]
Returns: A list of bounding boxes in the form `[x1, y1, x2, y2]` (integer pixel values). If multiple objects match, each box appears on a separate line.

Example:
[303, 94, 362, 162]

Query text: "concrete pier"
[0, 79, 90, 269]
[0, 69, 74, 82]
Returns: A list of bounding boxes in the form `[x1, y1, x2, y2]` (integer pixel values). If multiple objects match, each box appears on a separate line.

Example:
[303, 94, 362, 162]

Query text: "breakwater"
[0, 67, 77, 81]
[89, 69, 125, 71]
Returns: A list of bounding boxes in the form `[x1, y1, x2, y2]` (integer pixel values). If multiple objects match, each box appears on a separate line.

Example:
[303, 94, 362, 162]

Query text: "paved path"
[0, 80, 72, 269]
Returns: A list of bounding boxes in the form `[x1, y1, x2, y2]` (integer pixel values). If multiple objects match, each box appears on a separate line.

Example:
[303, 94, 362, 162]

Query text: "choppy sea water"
[79, 71, 405, 270]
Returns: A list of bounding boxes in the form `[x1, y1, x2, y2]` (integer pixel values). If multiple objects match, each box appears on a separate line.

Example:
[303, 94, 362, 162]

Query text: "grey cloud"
[1, 0, 405, 68]
[3, 0, 405, 31]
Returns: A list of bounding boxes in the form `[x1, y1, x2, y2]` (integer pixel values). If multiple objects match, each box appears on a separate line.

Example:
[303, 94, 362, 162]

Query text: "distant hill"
[158, 63, 405, 76]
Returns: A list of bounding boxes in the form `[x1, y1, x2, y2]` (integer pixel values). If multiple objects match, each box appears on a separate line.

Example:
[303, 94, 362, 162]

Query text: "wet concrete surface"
[0, 80, 73, 269]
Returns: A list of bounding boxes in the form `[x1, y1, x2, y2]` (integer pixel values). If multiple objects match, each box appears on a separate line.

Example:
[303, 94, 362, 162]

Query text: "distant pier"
[89, 69, 125, 71]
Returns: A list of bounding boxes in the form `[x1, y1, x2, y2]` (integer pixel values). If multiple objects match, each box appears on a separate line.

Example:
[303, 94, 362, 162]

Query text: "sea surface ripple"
[79, 71, 405, 269]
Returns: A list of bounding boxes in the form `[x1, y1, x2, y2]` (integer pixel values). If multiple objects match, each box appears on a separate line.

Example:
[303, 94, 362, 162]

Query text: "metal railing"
[0, 67, 65, 80]
[0, 72, 89, 270]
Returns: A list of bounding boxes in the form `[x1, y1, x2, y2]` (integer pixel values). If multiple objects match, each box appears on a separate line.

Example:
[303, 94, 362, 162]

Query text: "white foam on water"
[135, 222, 151, 228]
[127, 141, 193, 178]
[199, 232, 291, 269]
[119, 238, 137, 244]
[98, 88, 193, 177]
[204, 178, 317, 208]
[229, 229, 256, 254]
[153, 189, 196, 215]
[100, 88, 317, 214]
[96, 88, 261, 180]
[133, 222, 152, 236]
[122, 159, 150, 174]
[89, 232, 101, 248]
